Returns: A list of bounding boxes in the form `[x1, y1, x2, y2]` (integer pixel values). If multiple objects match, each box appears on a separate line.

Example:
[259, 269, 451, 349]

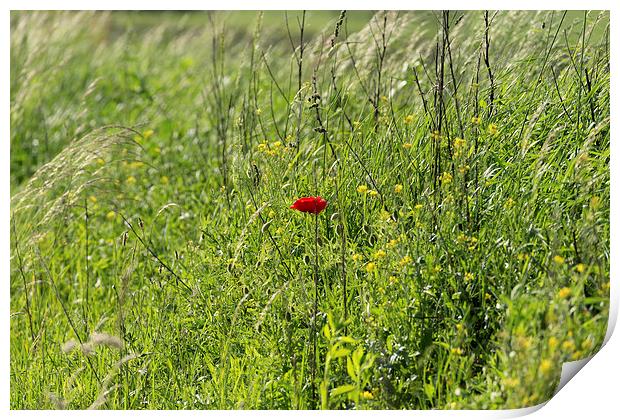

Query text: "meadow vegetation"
[10, 10, 610, 409]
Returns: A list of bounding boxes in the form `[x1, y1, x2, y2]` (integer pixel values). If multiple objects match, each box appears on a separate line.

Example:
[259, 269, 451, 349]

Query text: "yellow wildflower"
[487, 123, 498, 135]
[558, 287, 571, 299]
[504, 377, 520, 388]
[365, 262, 377, 273]
[414, 203, 424, 210]
[357, 185, 369, 194]
[373, 250, 387, 260]
[352, 253, 363, 262]
[369, 190, 379, 197]
[96, 158, 105, 165]
[450, 347, 464, 356]
[539, 359, 553, 375]
[517, 336, 532, 350]
[440, 172, 453, 185]
[361, 390, 374, 399]
[399, 256, 412, 267]
[403, 142, 413, 149]
[548, 337, 559, 350]
[387, 239, 399, 248]
[106, 211, 116, 221]
[581, 338, 593, 350]
[471, 116, 481, 125]
[161, 175, 169, 185]
[431, 130, 441, 140]
[464, 272, 474, 282]
[453, 137, 466, 150]
[553, 255, 565, 265]
[88, 195, 98, 204]
[404, 114, 414, 124]
[562, 340, 575, 352]
[575, 263, 586, 273]
[394, 184, 403, 193]
[143, 129, 154, 140]
[126, 176, 136, 185]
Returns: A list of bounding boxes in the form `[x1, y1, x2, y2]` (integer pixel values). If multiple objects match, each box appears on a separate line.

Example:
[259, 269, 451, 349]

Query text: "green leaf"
[330, 384, 356, 397]
[352, 347, 364, 371]
[323, 323, 331, 340]
[424, 382, 435, 400]
[362, 353, 376, 370]
[336, 336, 357, 345]
[346, 357, 358, 382]
[583, 296, 607, 305]
[327, 312, 336, 332]
[331, 347, 351, 359]
[434, 341, 451, 351]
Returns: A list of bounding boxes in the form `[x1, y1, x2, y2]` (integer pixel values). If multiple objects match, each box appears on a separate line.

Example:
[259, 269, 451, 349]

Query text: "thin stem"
[120, 214, 192, 294]
[83, 197, 90, 336]
[341, 213, 347, 327]
[11, 214, 35, 342]
[311, 210, 319, 408]
[483, 11, 495, 118]
[37, 248, 102, 386]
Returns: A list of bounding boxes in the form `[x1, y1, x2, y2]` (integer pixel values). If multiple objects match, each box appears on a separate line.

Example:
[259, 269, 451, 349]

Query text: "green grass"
[10, 10, 610, 409]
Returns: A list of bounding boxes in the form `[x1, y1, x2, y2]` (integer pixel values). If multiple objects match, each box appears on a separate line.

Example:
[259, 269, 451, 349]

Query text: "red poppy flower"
[290, 196, 328, 214]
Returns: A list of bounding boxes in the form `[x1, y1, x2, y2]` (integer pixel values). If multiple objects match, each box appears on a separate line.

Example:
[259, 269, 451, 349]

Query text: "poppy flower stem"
[288, 194, 326, 408]
[311, 210, 319, 407]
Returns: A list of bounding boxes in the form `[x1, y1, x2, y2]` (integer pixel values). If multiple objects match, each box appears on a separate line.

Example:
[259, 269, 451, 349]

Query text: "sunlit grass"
[10, 10, 609, 409]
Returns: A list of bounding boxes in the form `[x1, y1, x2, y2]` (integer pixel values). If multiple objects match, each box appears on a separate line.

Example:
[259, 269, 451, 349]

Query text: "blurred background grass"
[10, 10, 610, 410]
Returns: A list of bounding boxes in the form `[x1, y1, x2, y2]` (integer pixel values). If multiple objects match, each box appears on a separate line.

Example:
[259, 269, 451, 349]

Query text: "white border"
[2, 2, 617, 418]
